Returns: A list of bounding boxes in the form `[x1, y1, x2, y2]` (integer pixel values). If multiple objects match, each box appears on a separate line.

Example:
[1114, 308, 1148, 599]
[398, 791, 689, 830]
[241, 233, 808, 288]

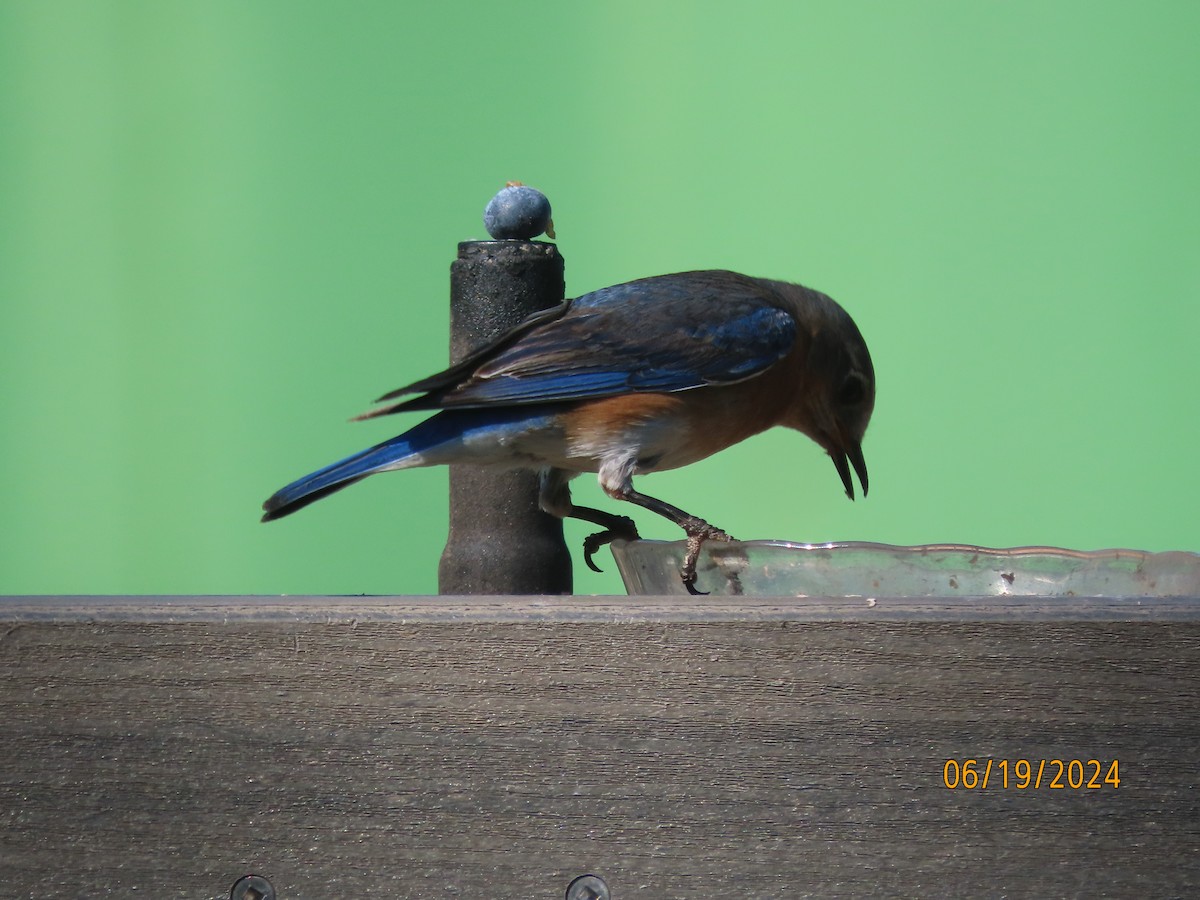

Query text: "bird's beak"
[832, 441, 869, 501]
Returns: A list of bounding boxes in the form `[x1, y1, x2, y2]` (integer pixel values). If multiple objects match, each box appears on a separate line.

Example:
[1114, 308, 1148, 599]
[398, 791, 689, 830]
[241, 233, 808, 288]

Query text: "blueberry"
[483, 183, 554, 240]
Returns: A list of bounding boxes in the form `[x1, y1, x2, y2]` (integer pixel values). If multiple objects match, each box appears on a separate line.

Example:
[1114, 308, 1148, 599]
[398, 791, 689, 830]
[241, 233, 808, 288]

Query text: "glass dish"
[609, 539, 1200, 598]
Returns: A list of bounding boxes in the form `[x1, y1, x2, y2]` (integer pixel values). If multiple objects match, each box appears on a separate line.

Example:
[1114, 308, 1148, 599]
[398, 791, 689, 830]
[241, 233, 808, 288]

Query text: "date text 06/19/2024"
[942, 759, 1120, 790]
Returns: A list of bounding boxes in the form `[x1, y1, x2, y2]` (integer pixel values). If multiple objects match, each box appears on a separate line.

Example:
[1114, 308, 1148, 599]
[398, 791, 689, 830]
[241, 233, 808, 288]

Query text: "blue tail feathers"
[262, 412, 465, 521]
[261, 406, 565, 522]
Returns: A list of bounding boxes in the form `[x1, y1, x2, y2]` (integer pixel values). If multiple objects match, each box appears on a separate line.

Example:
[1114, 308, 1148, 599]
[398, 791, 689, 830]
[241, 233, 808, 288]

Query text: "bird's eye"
[838, 373, 867, 406]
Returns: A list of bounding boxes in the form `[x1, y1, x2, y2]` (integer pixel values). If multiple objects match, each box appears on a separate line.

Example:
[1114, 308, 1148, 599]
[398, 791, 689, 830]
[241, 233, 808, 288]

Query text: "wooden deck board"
[2, 596, 1197, 898]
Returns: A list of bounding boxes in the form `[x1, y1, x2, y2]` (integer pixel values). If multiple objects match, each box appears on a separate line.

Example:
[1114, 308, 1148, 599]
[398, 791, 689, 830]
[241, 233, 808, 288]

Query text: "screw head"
[230, 873, 275, 900]
[566, 873, 610, 900]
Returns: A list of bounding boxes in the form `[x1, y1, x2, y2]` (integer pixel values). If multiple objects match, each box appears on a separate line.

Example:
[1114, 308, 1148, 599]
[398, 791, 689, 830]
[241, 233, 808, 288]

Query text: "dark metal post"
[438, 240, 574, 594]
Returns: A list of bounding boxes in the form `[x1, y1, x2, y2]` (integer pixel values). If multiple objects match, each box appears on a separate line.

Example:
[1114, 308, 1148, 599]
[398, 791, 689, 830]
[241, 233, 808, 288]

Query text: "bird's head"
[789, 297, 875, 500]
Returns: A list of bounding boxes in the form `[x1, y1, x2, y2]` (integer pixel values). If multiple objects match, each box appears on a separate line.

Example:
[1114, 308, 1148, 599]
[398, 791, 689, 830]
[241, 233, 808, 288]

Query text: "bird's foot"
[679, 517, 737, 596]
[582, 516, 641, 573]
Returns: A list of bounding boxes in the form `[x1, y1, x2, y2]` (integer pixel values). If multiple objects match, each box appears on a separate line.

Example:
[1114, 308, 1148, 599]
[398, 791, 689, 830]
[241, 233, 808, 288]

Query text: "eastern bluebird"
[263, 269, 875, 593]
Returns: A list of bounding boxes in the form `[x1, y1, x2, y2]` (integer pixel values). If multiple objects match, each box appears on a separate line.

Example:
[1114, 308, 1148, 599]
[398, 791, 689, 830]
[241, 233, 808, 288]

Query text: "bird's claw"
[680, 518, 736, 595]
[582, 516, 641, 573]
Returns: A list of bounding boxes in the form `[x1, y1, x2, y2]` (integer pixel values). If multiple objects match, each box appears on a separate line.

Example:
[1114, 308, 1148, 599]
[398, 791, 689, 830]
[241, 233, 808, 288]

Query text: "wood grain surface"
[2, 596, 1198, 898]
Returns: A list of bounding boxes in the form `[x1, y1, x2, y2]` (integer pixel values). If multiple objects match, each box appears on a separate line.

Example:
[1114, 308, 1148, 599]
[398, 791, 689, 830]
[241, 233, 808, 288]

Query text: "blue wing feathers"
[361, 271, 799, 417]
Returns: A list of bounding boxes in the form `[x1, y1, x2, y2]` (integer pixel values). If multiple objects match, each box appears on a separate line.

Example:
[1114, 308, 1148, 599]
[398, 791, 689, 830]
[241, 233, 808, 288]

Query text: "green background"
[2, 1, 1197, 596]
